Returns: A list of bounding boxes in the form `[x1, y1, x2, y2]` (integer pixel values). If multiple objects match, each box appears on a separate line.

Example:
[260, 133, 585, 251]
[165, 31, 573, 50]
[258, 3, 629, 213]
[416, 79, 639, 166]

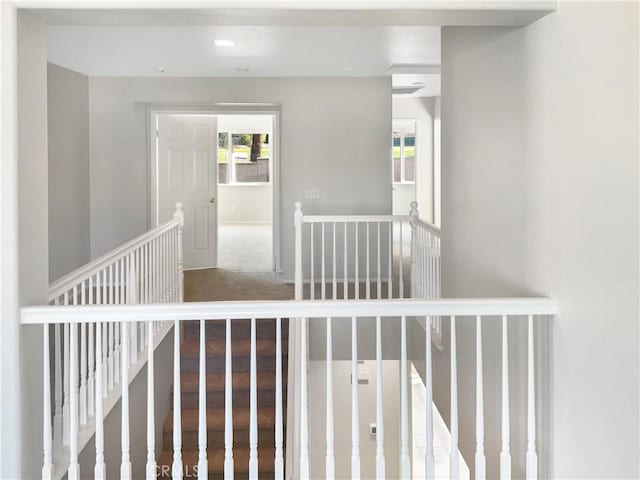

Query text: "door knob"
[209, 197, 216, 203]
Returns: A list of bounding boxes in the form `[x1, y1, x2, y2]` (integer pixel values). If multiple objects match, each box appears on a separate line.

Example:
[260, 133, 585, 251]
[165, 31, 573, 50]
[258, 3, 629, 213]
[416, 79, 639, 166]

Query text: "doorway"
[216, 114, 274, 272]
[150, 110, 279, 273]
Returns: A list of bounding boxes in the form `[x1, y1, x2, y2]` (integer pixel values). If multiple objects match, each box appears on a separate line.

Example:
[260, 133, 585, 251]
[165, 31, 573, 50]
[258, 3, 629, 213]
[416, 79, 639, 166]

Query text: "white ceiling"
[47, 25, 440, 82]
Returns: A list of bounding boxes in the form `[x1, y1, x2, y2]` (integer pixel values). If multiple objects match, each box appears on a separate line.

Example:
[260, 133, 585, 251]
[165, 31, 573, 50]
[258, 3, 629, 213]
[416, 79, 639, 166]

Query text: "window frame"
[392, 119, 417, 185]
[218, 131, 272, 186]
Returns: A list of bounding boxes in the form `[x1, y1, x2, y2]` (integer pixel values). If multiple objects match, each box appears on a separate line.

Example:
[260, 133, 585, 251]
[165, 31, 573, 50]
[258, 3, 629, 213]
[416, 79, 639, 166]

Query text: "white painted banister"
[172, 317, 183, 479]
[198, 319, 207, 480]
[450, 316, 459, 480]
[224, 318, 234, 479]
[95, 322, 106, 480]
[275, 317, 284, 479]
[475, 315, 486, 479]
[42, 325, 52, 480]
[526, 315, 538, 480]
[400, 315, 410, 478]
[375, 316, 384, 480]
[326, 316, 335, 480]
[26, 297, 555, 480]
[500, 315, 511, 480]
[249, 318, 258, 479]
[145, 320, 156, 480]
[40, 204, 183, 479]
[351, 316, 360, 479]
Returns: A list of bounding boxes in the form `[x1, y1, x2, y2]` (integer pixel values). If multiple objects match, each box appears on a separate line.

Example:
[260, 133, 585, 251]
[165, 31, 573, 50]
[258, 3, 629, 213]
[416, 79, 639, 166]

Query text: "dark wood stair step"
[175, 387, 287, 409]
[177, 371, 286, 393]
[183, 318, 288, 341]
[163, 426, 283, 450]
[181, 353, 287, 374]
[180, 338, 287, 357]
[163, 407, 277, 433]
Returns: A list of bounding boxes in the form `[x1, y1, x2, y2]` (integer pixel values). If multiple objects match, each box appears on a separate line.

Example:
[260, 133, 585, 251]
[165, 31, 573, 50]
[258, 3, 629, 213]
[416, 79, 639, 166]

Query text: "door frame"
[147, 105, 282, 273]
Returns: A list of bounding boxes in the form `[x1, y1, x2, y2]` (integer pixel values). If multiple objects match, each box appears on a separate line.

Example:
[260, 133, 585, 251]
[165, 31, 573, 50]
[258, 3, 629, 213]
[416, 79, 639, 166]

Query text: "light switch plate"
[305, 189, 320, 199]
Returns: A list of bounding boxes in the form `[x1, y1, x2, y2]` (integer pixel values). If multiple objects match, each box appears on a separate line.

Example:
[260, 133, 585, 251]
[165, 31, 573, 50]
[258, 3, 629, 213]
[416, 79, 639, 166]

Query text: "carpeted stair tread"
[177, 371, 286, 393]
[163, 407, 277, 432]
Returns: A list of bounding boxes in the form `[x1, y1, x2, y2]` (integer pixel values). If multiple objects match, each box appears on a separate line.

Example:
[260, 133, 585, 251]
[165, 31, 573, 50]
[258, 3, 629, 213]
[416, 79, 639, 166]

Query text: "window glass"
[404, 133, 416, 182]
[218, 132, 270, 184]
[393, 131, 402, 183]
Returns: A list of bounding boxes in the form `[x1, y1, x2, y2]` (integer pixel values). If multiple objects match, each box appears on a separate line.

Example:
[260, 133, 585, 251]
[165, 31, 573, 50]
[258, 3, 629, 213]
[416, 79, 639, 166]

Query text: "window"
[392, 120, 416, 183]
[218, 132, 270, 184]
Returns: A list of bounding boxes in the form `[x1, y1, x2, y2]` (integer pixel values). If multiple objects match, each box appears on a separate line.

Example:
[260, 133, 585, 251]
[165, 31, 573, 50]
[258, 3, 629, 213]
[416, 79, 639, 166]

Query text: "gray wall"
[88, 77, 392, 280]
[17, 11, 48, 479]
[308, 360, 401, 479]
[440, 2, 639, 478]
[47, 63, 91, 281]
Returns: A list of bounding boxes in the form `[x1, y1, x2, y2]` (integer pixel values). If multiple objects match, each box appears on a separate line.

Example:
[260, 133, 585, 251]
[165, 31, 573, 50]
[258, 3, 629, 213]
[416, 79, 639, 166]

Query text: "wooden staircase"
[158, 318, 288, 478]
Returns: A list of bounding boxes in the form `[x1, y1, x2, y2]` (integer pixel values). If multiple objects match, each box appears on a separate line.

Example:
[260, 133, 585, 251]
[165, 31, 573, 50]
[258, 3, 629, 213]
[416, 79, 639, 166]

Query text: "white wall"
[308, 360, 401, 479]
[88, 77, 392, 279]
[17, 11, 49, 479]
[47, 63, 91, 281]
[392, 96, 435, 222]
[441, 3, 639, 478]
[218, 184, 273, 223]
[217, 114, 274, 224]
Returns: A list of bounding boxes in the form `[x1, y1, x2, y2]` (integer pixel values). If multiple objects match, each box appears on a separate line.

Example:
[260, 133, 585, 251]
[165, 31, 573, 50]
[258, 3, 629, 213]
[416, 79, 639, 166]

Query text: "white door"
[157, 114, 218, 270]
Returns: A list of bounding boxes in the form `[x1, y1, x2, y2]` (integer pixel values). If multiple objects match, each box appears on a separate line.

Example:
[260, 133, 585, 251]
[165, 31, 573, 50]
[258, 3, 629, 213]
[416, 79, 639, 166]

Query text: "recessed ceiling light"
[346, 67, 354, 72]
[214, 39, 235, 47]
[236, 67, 249, 73]
[412, 81, 425, 86]
[155, 66, 165, 73]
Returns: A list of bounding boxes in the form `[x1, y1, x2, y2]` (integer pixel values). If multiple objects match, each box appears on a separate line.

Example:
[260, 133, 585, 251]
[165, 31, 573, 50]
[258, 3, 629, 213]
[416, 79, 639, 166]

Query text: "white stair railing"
[23, 297, 555, 480]
[41, 203, 184, 480]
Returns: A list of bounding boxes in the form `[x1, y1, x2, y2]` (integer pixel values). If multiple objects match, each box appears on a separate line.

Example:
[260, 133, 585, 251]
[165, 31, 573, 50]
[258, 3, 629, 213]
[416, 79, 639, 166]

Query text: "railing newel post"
[409, 201, 419, 298]
[294, 201, 303, 300]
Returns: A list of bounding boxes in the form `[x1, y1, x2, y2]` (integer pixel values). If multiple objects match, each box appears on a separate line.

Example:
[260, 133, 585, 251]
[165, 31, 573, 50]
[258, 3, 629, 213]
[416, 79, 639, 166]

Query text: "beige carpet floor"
[184, 268, 293, 302]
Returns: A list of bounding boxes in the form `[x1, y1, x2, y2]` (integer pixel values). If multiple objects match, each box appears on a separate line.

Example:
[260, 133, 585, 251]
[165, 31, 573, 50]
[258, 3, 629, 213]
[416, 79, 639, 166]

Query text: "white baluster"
[131, 251, 139, 364]
[366, 222, 370, 299]
[425, 309, 435, 480]
[410, 205, 417, 298]
[354, 223, 359, 300]
[249, 318, 258, 479]
[95, 322, 106, 480]
[88, 278, 95, 418]
[375, 316, 385, 479]
[398, 221, 404, 298]
[377, 223, 381, 299]
[300, 316, 310, 479]
[146, 320, 156, 480]
[63, 293, 70, 447]
[103, 269, 110, 396]
[275, 318, 284, 479]
[42, 324, 53, 480]
[500, 315, 511, 480]
[224, 318, 234, 479]
[326, 317, 335, 479]
[332, 223, 337, 299]
[321, 222, 326, 300]
[351, 316, 360, 479]
[310, 222, 315, 300]
[120, 320, 132, 479]
[294, 202, 303, 301]
[387, 223, 393, 299]
[68, 322, 80, 480]
[450, 316, 459, 480]
[80, 319, 87, 425]
[172, 319, 183, 479]
[198, 319, 208, 480]
[53, 320, 62, 451]
[475, 316, 486, 479]
[343, 222, 348, 299]
[400, 316, 410, 478]
[114, 263, 120, 385]
[526, 315, 537, 480]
